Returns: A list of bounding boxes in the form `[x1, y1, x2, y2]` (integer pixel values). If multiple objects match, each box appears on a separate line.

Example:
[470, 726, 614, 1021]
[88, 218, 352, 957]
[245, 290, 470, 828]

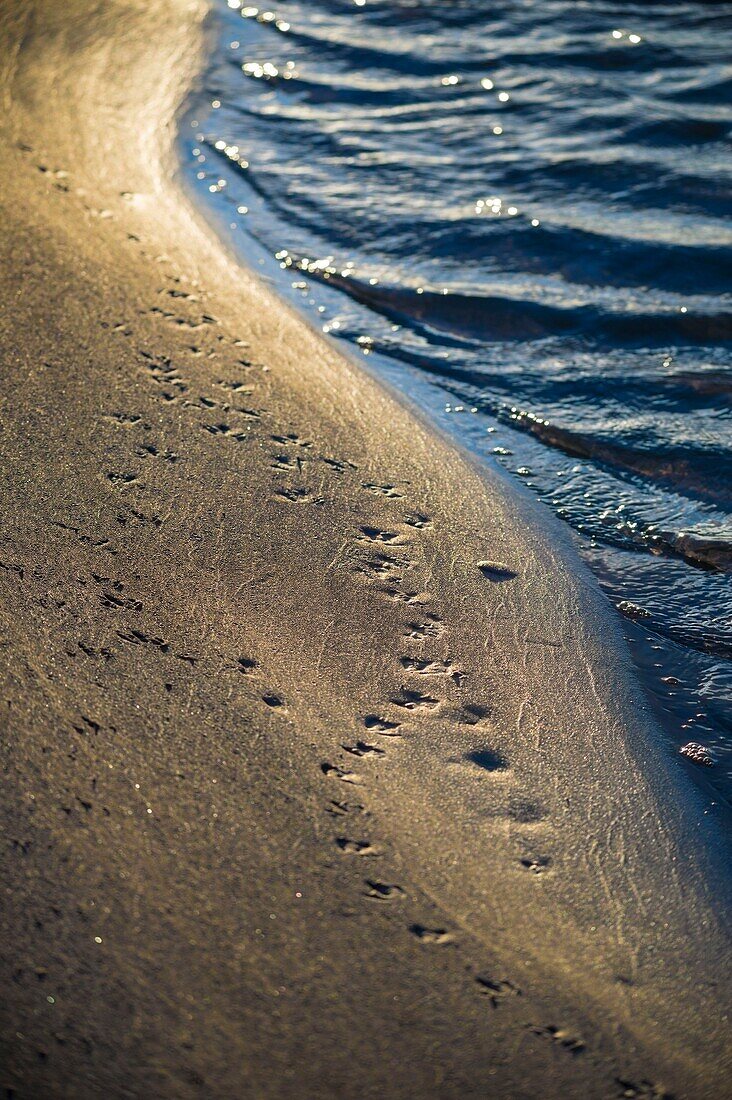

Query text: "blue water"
[185, 0, 732, 806]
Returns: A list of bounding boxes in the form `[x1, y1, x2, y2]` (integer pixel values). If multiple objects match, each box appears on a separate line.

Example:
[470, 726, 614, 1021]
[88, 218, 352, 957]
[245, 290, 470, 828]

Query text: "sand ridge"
[0, 1, 730, 1097]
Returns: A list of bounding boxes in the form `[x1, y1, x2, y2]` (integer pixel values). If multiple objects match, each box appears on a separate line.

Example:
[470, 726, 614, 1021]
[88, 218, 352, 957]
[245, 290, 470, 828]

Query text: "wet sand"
[0, 1, 730, 1097]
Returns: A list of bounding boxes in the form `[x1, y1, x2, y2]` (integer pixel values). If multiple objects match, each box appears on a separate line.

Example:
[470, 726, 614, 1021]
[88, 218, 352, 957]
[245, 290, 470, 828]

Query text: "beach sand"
[0, 1, 730, 1096]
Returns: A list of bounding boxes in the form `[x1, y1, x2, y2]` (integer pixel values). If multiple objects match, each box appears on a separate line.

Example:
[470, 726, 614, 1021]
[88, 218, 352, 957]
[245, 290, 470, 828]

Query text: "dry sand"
[0, 1, 730, 1097]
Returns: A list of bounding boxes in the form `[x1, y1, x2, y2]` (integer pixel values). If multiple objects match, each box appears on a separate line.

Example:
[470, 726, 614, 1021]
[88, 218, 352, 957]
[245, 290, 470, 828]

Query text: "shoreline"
[1, 1, 730, 1097]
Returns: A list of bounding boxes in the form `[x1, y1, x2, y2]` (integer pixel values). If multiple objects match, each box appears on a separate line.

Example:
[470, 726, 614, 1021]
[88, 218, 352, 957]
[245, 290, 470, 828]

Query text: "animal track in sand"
[99, 590, 142, 611]
[216, 378, 250, 392]
[77, 641, 113, 662]
[116, 629, 167, 652]
[270, 453, 303, 473]
[364, 880, 404, 901]
[0, 560, 24, 581]
[105, 471, 140, 488]
[343, 740, 386, 758]
[461, 747, 509, 772]
[377, 586, 429, 606]
[118, 506, 163, 530]
[202, 423, 249, 442]
[404, 614, 445, 640]
[358, 525, 404, 545]
[164, 288, 199, 302]
[135, 443, 179, 463]
[325, 799, 362, 817]
[615, 1078, 675, 1099]
[237, 657, 258, 675]
[457, 703, 492, 726]
[148, 307, 217, 330]
[475, 976, 521, 1008]
[321, 763, 363, 785]
[262, 692, 285, 709]
[477, 560, 518, 581]
[321, 456, 357, 473]
[528, 1025, 585, 1055]
[363, 482, 403, 499]
[520, 855, 551, 875]
[103, 411, 143, 427]
[359, 555, 405, 580]
[274, 486, 324, 506]
[335, 838, 378, 856]
[362, 715, 402, 735]
[400, 656, 456, 678]
[138, 351, 189, 395]
[52, 521, 118, 555]
[231, 406, 262, 422]
[409, 924, 454, 945]
[270, 432, 312, 449]
[404, 512, 432, 529]
[36, 163, 71, 193]
[391, 689, 441, 712]
[328, 800, 354, 818]
[92, 571, 121, 588]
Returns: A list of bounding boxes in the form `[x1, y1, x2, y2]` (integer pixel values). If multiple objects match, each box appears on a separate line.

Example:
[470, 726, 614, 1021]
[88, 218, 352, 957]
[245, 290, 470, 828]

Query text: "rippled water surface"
[186, 0, 732, 805]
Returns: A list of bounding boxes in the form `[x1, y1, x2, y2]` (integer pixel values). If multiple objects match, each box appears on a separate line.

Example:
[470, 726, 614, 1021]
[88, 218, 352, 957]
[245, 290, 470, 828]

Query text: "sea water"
[184, 0, 732, 808]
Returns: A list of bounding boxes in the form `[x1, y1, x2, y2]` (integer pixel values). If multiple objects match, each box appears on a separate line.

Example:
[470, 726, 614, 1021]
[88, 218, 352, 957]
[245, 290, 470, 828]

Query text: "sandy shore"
[0, 1, 730, 1096]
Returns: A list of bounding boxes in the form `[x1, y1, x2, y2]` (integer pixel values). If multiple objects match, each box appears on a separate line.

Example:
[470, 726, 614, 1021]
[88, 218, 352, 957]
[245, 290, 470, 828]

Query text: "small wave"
[668, 73, 732, 105]
[330, 331, 732, 511]
[624, 116, 730, 147]
[659, 370, 732, 399]
[520, 418, 732, 509]
[304, 267, 732, 349]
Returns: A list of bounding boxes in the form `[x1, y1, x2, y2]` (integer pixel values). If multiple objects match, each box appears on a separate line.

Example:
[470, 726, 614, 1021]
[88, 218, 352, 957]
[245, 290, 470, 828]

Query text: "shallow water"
[185, 0, 732, 807]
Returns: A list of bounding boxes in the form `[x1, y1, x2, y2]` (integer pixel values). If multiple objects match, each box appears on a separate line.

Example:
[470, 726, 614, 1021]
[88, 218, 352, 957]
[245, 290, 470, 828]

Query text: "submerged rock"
[679, 741, 715, 767]
[616, 600, 651, 620]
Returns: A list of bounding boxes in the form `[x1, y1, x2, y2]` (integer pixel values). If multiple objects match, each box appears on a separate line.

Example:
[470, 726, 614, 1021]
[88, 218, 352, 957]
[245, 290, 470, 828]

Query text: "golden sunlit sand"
[0, 2, 729, 1097]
